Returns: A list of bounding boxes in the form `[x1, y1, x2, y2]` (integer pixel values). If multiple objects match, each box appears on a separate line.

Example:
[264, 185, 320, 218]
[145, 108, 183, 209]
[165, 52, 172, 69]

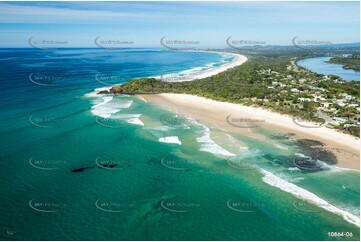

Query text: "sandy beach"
[141, 93, 360, 170]
[161, 52, 248, 82]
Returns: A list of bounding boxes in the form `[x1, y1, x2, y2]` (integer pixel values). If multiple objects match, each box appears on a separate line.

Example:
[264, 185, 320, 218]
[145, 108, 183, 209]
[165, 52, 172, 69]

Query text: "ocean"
[0, 48, 359, 240]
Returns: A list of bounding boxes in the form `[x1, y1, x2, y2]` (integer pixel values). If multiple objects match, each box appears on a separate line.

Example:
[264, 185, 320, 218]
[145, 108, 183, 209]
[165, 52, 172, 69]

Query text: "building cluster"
[256, 69, 360, 129]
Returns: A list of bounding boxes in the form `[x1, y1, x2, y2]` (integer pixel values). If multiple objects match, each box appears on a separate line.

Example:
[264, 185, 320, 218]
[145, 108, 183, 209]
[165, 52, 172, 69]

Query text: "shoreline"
[297, 56, 360, 82]
[160, 52, 248, 82]
[140, 93, 360, 170]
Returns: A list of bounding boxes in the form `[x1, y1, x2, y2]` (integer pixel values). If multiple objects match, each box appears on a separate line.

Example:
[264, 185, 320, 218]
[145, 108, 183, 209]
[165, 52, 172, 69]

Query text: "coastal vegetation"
[107, 47, 360, 137]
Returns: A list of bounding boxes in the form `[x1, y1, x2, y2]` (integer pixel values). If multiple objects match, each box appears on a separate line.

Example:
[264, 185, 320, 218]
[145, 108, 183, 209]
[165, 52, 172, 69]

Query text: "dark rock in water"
[270, 133, 296, 141]
[71, 166, 95, 173]
[295, 139, 337, 165]
[309, 150, 337, 165]
[293, 156, 324, 172]
[72, 168, 85, 173]
[297, 139, 324, 147]
[262, 137, 337, 173]
[97, 90, 110, 94]
[290, 138, 338, 172]
[263, 154, 292, 168]
[96, 85, 123, 95]
[110, 85, 124, 94]
[97, 164, 119, 169]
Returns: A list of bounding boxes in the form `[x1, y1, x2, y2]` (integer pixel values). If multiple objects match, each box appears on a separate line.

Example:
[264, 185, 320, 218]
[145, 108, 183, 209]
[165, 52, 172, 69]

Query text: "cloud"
[0, 1, 358, 47]
[0, 3, 159, 24]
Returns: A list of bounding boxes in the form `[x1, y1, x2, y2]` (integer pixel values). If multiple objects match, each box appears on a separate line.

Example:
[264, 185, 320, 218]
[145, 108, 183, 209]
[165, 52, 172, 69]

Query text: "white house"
[320, 102, 332, 108]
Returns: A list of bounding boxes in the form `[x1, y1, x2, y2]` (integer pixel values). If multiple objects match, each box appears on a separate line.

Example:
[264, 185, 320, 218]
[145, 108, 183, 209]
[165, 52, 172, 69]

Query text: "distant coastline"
[157, 52, 248, 82]
[102, 49, 360, 169]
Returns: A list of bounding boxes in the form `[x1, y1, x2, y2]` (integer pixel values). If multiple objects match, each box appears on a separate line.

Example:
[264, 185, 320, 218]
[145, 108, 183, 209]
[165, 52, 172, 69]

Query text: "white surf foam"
[127, 117, 144, 126]
[159, 136, 182, 145]
[288, 177, 305, 182]
[91, 96, 118, 118]
[184, 117, 236, 157]
[288, 167, 301, 172]
[92, 96, 113, 109]
[112, 113, 144, 126]
[275, 144, 288, 150]
[153, 54, 235, 82]
[85, 86, 135, 119]
[137, 96, 147, 103]
[147, 125, 175, 132]
[91, 98, 133, 119]
[196, 124, 236, 157]
[261, 169, 360, 227]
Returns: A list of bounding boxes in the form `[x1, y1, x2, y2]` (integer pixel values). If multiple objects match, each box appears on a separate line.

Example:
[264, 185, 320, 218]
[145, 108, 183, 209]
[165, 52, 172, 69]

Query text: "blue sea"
[0, 49, 359, 240]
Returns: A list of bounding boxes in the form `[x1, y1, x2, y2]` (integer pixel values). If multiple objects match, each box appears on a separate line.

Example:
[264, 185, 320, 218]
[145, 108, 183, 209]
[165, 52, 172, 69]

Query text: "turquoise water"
[297, 57, 360, 81]
[0, 49, 359, 240]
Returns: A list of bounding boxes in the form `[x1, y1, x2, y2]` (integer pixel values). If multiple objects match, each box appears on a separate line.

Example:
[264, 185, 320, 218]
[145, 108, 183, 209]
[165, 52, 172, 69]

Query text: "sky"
[0, 1, 359, 48]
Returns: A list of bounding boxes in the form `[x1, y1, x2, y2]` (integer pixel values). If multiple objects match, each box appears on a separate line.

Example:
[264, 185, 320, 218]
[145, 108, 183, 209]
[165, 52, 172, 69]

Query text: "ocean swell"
[261, 169, 360, 227]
